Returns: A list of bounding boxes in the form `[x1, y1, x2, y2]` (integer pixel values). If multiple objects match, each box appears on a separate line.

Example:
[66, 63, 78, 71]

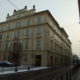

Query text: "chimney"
[7, 13, 9, 17]
[24, 6, 27, 10]
[33, 5, 35, 10]
[14, 9, 16, 13]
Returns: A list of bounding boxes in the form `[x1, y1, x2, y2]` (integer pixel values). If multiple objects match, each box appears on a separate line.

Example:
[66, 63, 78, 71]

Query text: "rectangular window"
[0, 27, 1, 31]
[36, 27, 43, 36]
[5, 41, 9, 51]
[8, 41, 11, 49]
[2, 33, 5, 40]
[24, 28, 31, 37]
[9, 32, 13, 40]
[15, 21, 21, 28]
[14, 31, 20, 38]
[26, 18, 32, 25]
[0, 42, 2, 51]
[0, 27, 2, 32]
[37, 16, 44, 23]
[51, 40, 53, 50]
[22, 40, 25, 49]
[0, 34, 2, 40]
[6, 24, 10, 30]
[24, 55, 27, 61]
[1, 42, 4, 51]
[11, 22, 15, 29]
[0, 26, 3, 32]
[25, 40, 29, 50]
[35, 39, 41, 49]
[6, 33, 10, 40]
[18, 40, 23, 50]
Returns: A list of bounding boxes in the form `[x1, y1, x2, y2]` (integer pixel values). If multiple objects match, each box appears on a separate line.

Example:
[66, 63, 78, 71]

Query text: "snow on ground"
[0, 66, 48, 75]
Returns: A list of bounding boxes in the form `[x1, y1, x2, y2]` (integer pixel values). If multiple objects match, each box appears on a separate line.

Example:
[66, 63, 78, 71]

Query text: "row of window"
[0, 27, 43, 40]
[0, 16, 44, 32]
[0, 39, 42, 51]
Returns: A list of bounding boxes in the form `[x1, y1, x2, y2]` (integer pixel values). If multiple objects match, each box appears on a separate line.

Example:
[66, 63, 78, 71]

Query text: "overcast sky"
[0, 0, 80, 57]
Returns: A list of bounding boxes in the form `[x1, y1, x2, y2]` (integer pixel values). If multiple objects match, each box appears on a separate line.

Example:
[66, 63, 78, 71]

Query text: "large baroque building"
[0, 6, 72, 66]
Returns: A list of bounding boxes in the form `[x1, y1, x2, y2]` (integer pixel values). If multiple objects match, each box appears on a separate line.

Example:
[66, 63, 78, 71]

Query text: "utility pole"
[78, 0, 80, 24]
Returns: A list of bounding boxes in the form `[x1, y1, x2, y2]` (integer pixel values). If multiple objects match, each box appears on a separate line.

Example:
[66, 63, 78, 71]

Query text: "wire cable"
[7, 0, 19, 9]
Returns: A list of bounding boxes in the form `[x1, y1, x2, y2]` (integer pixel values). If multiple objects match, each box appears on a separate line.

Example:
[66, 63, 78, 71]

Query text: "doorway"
[50, 56, 53, 66]
[35, 55, 41, 66]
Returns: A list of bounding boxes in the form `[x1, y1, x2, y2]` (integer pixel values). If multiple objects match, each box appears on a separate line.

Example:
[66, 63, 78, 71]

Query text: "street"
[71, 68, 80, 80]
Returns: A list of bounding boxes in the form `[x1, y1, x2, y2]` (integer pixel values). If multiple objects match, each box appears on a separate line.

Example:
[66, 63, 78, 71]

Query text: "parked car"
[0, 61, 15, 67]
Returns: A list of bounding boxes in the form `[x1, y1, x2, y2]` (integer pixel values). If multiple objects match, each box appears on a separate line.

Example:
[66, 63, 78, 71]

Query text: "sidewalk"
[71, 68, 80, 80]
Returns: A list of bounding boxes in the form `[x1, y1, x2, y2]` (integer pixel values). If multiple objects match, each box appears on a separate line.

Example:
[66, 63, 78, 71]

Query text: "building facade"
[0, 6, 72, 66]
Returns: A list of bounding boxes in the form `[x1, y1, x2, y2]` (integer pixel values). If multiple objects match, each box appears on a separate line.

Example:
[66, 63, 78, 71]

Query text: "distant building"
[0, 6, 72, 66]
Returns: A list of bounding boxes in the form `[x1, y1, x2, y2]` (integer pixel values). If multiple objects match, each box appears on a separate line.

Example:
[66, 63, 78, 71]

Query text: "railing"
[0, 65, 79, 80]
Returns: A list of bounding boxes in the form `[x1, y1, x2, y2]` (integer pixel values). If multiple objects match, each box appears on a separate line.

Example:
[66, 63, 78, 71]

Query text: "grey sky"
[0, 0, 80, 57]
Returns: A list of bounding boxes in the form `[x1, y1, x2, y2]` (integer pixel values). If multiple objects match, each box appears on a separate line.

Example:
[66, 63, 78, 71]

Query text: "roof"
[0, 9, 71, 44]
[61, 28, 68, 37]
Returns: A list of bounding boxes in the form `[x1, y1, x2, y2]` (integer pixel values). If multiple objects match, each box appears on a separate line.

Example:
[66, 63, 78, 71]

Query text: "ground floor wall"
[0, 50, 72, 67]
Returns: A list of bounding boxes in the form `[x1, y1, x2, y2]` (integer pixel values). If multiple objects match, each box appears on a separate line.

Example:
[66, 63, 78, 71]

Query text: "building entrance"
[11, 53, 20, 65]
[50, 56, 53, 66]
[8, 39, 22, 66]
[35, 55, 41, 66]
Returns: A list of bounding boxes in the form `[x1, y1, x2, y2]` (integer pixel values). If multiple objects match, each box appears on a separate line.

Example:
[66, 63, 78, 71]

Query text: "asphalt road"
[75, 68, 80, 80]
[0, 66, 72, 80]
[71, 68, 80, 80]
